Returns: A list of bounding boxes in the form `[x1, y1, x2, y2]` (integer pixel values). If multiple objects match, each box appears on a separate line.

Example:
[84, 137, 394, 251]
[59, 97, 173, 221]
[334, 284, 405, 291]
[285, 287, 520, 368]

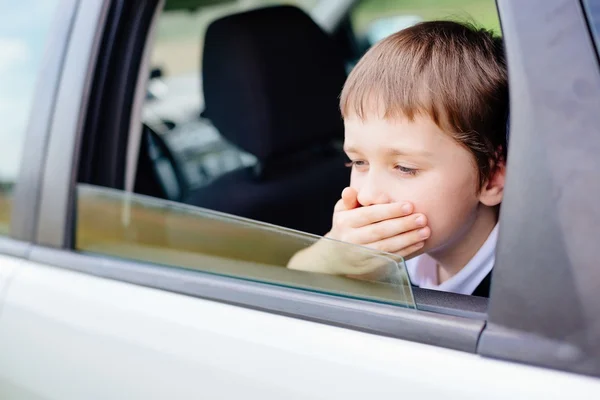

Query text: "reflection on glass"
[0, 0, 61, 234]
[76, 184, 414, 308]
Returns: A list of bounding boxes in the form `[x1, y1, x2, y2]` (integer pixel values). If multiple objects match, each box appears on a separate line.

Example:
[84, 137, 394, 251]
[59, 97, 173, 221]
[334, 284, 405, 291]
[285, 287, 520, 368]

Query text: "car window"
[0, 0, 61, 235]
[75, 0, 503, 308]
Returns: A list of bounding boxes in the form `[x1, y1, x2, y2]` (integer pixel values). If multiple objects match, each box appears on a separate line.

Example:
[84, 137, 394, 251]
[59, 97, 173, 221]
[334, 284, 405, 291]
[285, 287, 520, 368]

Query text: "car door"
[1, 0, 600, 399]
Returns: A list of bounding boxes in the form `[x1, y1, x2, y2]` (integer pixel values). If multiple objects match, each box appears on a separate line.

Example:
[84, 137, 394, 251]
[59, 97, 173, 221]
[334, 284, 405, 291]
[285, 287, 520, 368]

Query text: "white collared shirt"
[406, 224, 498, 295]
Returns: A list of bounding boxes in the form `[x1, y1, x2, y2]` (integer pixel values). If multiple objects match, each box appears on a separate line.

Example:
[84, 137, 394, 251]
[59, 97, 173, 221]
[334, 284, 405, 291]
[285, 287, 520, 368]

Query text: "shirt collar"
[406, 224, 499, 295]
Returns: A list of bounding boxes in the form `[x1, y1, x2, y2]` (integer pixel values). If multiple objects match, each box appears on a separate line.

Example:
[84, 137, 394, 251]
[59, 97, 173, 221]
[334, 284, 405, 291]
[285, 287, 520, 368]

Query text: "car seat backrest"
[201, 5, 347, 165]
[184, 5, 350, 235]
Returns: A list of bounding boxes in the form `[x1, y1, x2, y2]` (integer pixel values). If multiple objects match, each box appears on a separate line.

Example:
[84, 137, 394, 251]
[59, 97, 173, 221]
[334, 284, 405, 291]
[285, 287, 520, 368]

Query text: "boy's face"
[343, 114, 499, 253]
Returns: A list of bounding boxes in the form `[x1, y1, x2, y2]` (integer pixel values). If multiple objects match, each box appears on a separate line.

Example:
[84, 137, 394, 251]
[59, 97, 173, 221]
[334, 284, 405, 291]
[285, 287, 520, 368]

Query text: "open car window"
[74, 0, 501, 318]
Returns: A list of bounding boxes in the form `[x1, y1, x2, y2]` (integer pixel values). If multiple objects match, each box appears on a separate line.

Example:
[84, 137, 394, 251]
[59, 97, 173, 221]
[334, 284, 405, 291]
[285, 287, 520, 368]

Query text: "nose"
[356, 174, 392, 206]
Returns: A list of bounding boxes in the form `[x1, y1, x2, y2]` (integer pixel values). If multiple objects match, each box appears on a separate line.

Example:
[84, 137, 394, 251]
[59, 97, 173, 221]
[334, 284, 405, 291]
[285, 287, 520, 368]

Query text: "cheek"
[409, 171, 480, 247]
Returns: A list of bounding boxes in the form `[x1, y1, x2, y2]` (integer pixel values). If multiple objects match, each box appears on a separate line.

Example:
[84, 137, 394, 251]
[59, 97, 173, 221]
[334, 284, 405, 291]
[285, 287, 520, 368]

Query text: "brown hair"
[340, 21, 508, 187]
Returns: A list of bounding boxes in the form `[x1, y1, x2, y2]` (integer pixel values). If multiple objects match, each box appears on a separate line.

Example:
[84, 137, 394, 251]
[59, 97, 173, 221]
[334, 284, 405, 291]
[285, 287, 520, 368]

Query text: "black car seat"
[183, 5, 349, 236]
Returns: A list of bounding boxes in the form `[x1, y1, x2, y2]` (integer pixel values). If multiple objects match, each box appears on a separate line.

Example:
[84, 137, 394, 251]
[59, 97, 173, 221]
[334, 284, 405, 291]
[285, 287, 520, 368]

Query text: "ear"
[479, 160, 506, 207]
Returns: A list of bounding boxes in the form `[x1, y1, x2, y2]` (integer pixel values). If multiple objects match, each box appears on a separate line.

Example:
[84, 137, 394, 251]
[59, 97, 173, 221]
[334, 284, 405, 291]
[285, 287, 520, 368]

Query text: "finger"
[343, 201, 414, 228]
[333, 198, 346, 213]
[348, 213, 427, 244]
[341, 187, 360, 210]
[366, 226, 431, 254]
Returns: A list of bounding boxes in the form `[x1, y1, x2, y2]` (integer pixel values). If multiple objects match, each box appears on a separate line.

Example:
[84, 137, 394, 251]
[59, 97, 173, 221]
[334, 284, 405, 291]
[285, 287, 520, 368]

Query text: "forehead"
[343, 115, 458, 155]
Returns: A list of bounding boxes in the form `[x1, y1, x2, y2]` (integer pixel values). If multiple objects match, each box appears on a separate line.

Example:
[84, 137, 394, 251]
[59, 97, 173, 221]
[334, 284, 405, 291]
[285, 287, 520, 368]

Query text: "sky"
[0, 0, 61, 182]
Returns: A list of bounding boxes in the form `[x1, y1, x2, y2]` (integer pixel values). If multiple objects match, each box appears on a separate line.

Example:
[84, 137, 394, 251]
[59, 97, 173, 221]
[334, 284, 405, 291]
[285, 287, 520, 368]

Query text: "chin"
[419, 233, 456, 258]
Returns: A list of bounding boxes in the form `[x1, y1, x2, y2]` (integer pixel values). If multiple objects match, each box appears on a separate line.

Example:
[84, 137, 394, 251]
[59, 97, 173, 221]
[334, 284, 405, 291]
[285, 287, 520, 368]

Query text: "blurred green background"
[351, 0, 500, 34]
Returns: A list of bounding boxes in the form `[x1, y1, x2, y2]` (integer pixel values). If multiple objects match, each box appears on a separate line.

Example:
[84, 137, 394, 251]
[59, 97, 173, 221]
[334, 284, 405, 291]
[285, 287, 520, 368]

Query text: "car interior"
[134, 2, 361, 236]
[165, 6, 349, 235]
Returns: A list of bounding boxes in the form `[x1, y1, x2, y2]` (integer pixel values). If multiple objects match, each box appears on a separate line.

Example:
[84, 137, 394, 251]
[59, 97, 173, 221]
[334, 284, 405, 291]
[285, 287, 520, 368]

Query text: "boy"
[288, 21, 508, 297]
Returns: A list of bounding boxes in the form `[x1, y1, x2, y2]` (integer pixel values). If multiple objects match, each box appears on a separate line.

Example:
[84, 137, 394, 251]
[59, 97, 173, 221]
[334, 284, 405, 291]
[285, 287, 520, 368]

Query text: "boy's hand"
[326, 187, 429, 257]
[287, 188, 430, 277]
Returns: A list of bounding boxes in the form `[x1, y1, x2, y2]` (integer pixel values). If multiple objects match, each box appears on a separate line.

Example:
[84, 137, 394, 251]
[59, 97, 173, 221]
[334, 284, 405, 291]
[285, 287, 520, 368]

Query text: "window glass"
[77, 184, 415, 307]
[0, 1, 61, 235]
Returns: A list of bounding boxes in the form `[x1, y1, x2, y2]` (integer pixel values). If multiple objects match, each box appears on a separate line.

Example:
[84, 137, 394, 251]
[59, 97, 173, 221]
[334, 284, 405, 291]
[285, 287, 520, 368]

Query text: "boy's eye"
[395, 165, 418, 176]
[345, 160, 368, 168]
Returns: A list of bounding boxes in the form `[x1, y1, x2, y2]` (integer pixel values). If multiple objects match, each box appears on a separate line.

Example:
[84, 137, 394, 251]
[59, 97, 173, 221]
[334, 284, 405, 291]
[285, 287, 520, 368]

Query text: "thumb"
[341, 187, 360, 210]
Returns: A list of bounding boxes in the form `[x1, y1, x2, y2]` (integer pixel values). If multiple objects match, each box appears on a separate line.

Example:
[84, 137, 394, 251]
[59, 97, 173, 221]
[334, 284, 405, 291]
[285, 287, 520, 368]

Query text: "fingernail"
[415, 215, 426, 226]
[401, 203, 412, 213]
[419, 227, 430, 238]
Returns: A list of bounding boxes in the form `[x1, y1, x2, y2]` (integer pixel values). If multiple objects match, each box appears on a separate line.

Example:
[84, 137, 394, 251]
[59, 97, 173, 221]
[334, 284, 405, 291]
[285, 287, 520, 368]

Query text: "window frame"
[8, 0, 600, 377]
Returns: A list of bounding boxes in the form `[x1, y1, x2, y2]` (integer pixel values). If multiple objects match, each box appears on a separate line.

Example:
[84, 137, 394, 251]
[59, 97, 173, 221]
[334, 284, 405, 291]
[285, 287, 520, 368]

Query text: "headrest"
[202, 5, 347, 161]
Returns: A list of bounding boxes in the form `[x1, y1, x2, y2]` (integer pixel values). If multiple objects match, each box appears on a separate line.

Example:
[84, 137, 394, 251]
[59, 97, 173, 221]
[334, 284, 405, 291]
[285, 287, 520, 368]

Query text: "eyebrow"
[343, 146, 433, 157]
[386, 148, 433, 157]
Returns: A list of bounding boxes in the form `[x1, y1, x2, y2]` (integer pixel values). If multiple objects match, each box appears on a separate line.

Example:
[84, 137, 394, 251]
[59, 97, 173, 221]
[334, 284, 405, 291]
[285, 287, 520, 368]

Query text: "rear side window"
[74, 0, 503, 308]
[0, 1, 61, 235]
